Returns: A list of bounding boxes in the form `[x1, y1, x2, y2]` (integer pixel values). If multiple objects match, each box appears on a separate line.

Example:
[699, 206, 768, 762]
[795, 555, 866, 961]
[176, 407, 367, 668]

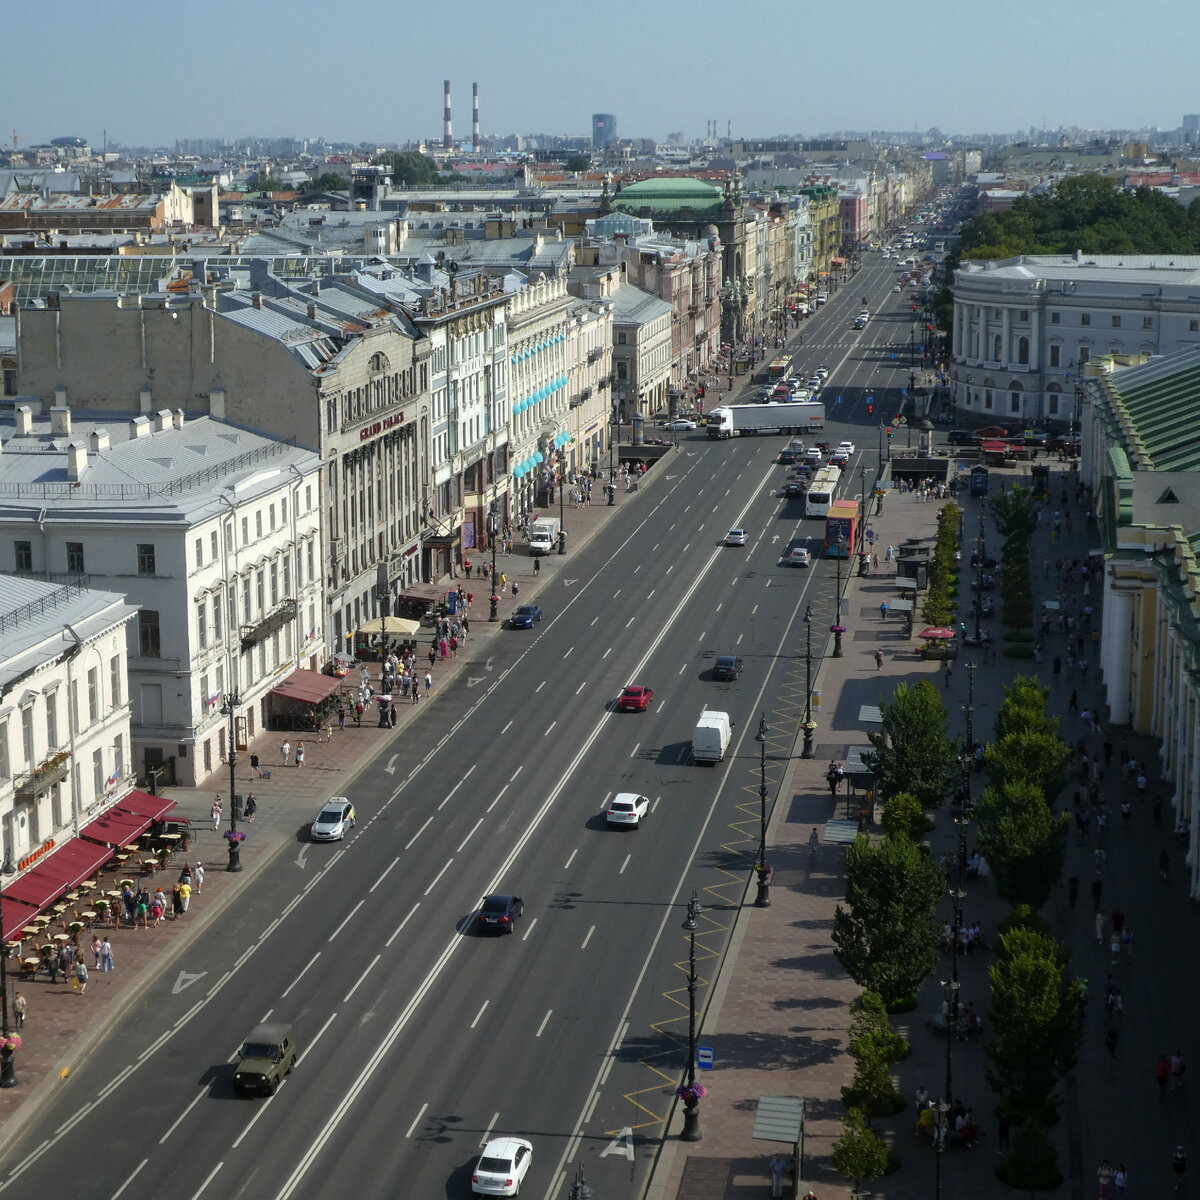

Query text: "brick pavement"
[650, 457, 1199, 1200]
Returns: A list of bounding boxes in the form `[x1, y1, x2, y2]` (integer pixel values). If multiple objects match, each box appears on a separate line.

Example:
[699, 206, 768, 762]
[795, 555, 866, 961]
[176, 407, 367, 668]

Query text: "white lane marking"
[591, 617, 598, 626]
[457, 818, 484, 852]
[424, 860, 453, 896]
[625, 617, 635, 628]
[563, 848, 578, 870]
[630, 742, 640, 759]
[501, 719, 513, 735]
[575, 681, 587, 695]
[404, 815, 434, 850]
[158, 1088, 207, 1145]
[231, 1081, 281, 1148]
[522, 917, 538, 942]
[737, 633, 744, 645]
[581, 925, 595, 950]
[619, 854, 631, 875]
[651, 796, 662, 813]
[470, 1001, 489, 1029]
[188, 1162, 223, 1200]
[613, 589, 621, 598]
[715, 603, 722, 613]
[510, 765, 523, 782]
[752, 604, 759, 615]
[678, 664, 686, 675]
[386, 905, 419, 948]
[585, 1092, 601, 1123]
[327, 899, 364, 943]
[682, 543, 690, 552]
[666, 564, 673, 574]
[369, 857, 401, 893]
[481, 1113, 500, 1148]
[602, 646, 611, 658]
[646, 590, 655, 600]
[110, 1158, 149, 1200]
[563, 645, 573, 658]
[535, 680, 546, 693]
[487, 785, 508, 813]
[651, 543, 659, 551]
[545, 721, 557, 736]
[281, 953, 321, 999]
[344, 955, 382, 1003]
[405, 1102, 429, 1139]
[536, 1009, 554, 1038]
[633, 564, 641, 574]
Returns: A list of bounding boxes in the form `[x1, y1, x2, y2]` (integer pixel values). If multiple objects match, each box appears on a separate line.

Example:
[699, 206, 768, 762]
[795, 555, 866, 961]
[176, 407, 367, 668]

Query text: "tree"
[997, 1119, 1063, 1191]
[833, 1107, 890, 1192]
[865, 681, 958, 810]
[841, 1033, 903, 1118]
[849, 989, 909, 1064]
[304, 172, 349, 193]
[880, 792, 931, 841]
[974, 779, 1069, 909]
[994, 676, 1056, 740]
[832, 834, 944, 1007]
[372, 151, 438, 186]
[986, 728, 1072, 803]
[247, 173, 285, 193]
[986, 926, 1086, 1125]
[564, 153, 591, 173]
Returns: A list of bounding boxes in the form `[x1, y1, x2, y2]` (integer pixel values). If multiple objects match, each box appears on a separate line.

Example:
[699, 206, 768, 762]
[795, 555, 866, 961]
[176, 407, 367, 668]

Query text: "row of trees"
[989, 485, 1037, 648]
[920, 502, 962, 628]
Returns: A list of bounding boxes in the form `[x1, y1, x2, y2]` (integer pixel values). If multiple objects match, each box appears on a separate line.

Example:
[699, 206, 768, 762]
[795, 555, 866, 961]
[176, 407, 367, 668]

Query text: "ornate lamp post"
[0, 849, 18, 1087]
[569, 1164, 593, 1200]
[832, 531, 847, 657]
[609, 397, 618, 505]
[973, 505, 986, 643]
[219, 690, 243, 872]
[556, 448, 566, 554]
[801, 603, 815, 758]
[680, 889, 703, 1142]
[754, 715, 771, 907]
[932, 1096, 950, 1199]
[488, 502, 499, 623]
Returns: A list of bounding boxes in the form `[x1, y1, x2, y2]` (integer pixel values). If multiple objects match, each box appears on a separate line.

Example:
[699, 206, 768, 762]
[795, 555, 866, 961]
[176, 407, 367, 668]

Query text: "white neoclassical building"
[949, 253, 1200, 426]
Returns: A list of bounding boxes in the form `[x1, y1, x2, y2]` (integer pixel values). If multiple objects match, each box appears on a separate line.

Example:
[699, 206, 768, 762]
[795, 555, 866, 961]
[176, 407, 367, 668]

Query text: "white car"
[472, 1137, 533, 1196]
[310, 797, 355, 841]
[815, 366, 830, 379]
[726, 528, 747, 546]
[836, 440, 856, 456]
[785, 546, 812, 567]
[668, 418, 697, 430]
[893, 284, 902, 292]
[815, 292, 828, 304]
[607, 792, 650, 828]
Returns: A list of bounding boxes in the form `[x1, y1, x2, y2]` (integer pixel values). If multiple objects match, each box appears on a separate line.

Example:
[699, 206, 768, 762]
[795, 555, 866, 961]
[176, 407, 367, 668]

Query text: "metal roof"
[1106, 347, 1200, 472]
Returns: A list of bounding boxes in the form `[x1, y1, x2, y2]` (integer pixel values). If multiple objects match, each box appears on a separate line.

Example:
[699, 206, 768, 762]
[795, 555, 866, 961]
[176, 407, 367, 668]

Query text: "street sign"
[891, 417, 901, 426]
[835, 395, 843, 404]
[899, 416, 908, 425]
[697, 1046, 714, 1070]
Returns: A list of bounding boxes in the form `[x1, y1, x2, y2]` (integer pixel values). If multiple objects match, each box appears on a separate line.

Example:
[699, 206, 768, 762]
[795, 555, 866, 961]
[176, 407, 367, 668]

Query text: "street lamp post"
[754, 715, 771, 907]
[973, 506, 986, 643]
[680, 889, 703, 1142]
[801, 603, 815, 758]
[0, 849, 18, 1087]
[933, 1096, 950, 1200]
[832, 533, 846, 657]
[219, 691, 243, 872]
[608, 398, 618, 506]
[557, 449, 566, 554]
[488, 503, 499, 623]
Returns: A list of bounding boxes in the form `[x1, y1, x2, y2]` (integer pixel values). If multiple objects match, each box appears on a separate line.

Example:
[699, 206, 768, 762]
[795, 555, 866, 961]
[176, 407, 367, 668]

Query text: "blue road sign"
[698, 1046, 714, 1070]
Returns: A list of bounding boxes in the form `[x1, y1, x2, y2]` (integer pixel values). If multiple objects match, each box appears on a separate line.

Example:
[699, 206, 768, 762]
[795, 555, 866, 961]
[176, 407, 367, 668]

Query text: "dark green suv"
[234, 1022, 297, 1095]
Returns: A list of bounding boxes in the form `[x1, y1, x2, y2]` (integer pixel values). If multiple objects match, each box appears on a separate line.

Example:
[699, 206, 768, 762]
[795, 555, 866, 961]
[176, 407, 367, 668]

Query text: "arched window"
[1017, 336, 1029, 366]
[993, 334, 1003, 362]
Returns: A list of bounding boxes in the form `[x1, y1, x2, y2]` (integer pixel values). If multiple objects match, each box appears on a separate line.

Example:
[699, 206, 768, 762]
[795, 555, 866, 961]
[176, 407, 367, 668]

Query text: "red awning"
[1, 837, 114, 912]
[115, 789, 177, 824]
[81, 807, 152, 848]
[399, 582, 444, 604]
[269, 669, 343, 707]
[2, 894, 43, 942]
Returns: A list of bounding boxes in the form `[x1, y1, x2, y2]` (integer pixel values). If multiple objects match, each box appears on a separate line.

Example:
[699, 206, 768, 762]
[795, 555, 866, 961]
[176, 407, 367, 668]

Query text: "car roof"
[482, 893, 514, 905]
[246, 1022, 293, 1041]
[319, 797, 350, 811]
[481, 1137, 532, 1156]
[623, 684, 647, 692]
[716, 654, 740, 664]
[612, 792, 646, 804]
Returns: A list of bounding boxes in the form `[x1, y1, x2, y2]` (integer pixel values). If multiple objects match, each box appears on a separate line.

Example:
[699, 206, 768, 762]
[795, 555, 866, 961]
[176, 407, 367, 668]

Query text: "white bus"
[805, 466, 842, 518]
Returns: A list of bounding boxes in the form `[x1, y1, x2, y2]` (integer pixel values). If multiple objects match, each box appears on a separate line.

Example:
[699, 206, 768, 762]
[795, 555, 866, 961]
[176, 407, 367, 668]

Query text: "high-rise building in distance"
[592, 113, 616, 149]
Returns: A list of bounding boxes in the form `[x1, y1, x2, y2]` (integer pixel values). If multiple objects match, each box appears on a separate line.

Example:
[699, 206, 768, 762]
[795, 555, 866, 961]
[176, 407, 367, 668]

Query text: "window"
[255, 511, 263, 539]
[93, 748, 104, 797]
[21, 706, 34, 764]
[616, 361, 628, 381]
[1019, 310, 1029, 321]
[241, 516, 249, 545]
[1049, 344, 1061, 368]
[283, 552, 292, 596]
[1143, 316, 1153, 330]
[269, 504, 276, 531]
[110, 657, 121, 709]
[1050, 312, 1061, 324]
[1111, 315, 1121, 328]
[138, 610, 161, 658]
[87, 667, 100, 724]
[1048, 394, 1060, 415]
[306, 541, 315, 584]
[46, 691, 58, 748]
[211, 530, 219, 560]
[213, 590, 223, 640]
[137, 544, 156, 575]
[1017, 337, 1029, 366]
[1191, 319, 1199, 332]
[256, 570, 265, 615]
[14, 540, 32, 572]
[1080, 313, 1091, 326]
[0, 720, 9, 780]
[197, 600, 208, 649]
[617, 332, 627, 345]
[992, 334, 1002, 361]
[113, 734, 124, 783]
[1011, 392, 1021, 414]
[66, 542, 85, 573]
[281, 495, 288, 524]
[242, 577, 252, 623]
[1079, 347, 1090, 365]
[270, 562, 279, 607]
[195, 537, 204, 567]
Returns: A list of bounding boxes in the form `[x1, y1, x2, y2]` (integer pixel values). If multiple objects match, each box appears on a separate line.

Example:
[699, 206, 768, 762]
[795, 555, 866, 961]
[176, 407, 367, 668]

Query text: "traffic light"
[887, 427, 894, 439]
[698, 383, 705, 398]
[867, 401, 874, 414]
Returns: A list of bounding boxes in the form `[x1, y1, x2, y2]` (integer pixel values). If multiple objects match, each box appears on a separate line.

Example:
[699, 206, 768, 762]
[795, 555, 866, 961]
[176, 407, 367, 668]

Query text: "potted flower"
[224, 829, 247, 844]
[0, 1034, 22, 1052]
[676, 1082, 708, 1106]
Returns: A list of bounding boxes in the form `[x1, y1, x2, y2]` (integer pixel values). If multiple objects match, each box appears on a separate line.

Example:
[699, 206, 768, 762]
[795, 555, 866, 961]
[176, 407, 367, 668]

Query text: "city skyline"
[4, 0, 1197, 150]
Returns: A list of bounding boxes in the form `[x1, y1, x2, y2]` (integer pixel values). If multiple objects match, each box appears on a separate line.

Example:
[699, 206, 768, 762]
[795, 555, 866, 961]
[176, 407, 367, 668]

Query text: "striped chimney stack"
[443, 79, 453, 150]
[472, 82, 480, 152]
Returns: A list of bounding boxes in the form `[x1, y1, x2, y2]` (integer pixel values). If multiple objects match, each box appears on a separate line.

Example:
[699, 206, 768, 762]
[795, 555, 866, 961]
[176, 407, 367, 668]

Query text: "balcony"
[240, 599, 298, 650]
[14, 750, 72, 800]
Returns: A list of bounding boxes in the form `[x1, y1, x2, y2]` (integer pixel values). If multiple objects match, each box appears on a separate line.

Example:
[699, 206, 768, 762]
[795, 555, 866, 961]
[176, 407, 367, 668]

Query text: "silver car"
[310, 797, 355, 841]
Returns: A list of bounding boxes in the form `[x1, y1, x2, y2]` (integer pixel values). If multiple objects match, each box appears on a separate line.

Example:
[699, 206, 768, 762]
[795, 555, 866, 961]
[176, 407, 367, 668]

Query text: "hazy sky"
[7, 0, 1195, 149]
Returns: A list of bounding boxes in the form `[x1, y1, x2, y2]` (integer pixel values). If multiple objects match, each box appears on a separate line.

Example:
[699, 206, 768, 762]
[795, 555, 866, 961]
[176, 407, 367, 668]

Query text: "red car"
[618, 685, 654, 712]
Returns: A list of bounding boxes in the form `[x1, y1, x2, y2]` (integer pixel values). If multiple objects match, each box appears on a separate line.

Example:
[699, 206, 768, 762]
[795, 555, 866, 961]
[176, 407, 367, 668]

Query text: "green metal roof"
[612, 177, 724, 215]
[1108, 349, 1200, 471]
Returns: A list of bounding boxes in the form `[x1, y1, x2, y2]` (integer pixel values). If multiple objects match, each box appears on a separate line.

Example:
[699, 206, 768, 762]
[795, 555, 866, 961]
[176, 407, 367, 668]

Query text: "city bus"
[804, 466, 842, 519]
[824, 499, 860, 558]
[766, 355, 792, 383]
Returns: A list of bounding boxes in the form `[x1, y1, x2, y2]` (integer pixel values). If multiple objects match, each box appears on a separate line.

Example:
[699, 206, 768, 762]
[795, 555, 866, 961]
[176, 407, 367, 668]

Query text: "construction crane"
[9, 130, 22, 151]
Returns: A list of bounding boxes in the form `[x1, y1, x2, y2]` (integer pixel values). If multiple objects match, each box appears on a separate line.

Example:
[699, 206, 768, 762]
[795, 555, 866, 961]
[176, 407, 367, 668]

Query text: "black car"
[477, 894, 524, 934]
[713, 655, 744, 682]
[783, 481, 807, 498]
[779, 449, 797, 464]
[945, 430, 976, 446]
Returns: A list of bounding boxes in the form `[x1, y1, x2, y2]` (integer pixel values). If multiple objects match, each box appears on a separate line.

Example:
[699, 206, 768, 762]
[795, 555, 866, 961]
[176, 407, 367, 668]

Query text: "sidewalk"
[0, 471, 653, 1141]
[649, 458, 1198, 1200]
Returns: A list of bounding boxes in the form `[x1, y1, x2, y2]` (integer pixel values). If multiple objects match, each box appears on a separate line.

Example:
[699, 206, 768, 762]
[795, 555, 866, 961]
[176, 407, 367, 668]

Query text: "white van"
[693, 710, 732, 764]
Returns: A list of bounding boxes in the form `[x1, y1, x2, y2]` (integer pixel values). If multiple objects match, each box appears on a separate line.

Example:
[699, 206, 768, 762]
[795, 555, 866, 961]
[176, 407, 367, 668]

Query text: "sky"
[5, 0, 1196, 150]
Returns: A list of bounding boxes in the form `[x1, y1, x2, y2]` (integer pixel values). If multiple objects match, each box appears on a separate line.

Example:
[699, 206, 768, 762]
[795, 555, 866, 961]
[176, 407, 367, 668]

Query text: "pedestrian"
[1121, 925, 1134, 962]
[74, 959, 89, 996]
[211, 798, 222, 833]
[880, 600, 889, 620]
[1114, 1165, 1127, 1200]
[1095, 910, 1106, 944]
[1098, 1159, 1115, 1198]
[1068, 689, 1078, 712]
[768, 1153, 787, 1199]
[193, 862, 204, 894]
[1068, 875, 1080, 909]
[1104, 1025, 1119, 1059]
[875, 648, 884, 670]
[1170, 1050, 1186, 1091]
[177, 881, 191, 915]
[808, 827, 820, 862]
[943, 659, 952, 687]
[1110, 932, 1121, 965]
[389, 702, 397, 728]
[245, 793, 257, 822]
[281, 739, 291, 766]
[13, 991, 26, 1028]
[338, 706, 346, 731]
[90, 932, 102, 968]
[1173, 1146, 1187, 1191]
[295, 741, 305, 768]
[1053, 656, 1062, 680]
[1157, 1054, 1171, 1099]
[425, 670, 432, 695]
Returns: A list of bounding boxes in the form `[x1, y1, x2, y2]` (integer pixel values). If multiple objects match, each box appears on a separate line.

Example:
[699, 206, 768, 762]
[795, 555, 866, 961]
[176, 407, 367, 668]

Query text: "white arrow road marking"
[600, 1129, 636, 1161]
[295, 845, 309, 870]
[384, 754, 398, 775]
[564, 578, 579, 586]
[171, 970, 208, 995]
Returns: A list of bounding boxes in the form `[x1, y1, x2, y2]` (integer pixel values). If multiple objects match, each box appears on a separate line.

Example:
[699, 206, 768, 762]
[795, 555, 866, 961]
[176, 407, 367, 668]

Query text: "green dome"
[613, 176, 724, 214]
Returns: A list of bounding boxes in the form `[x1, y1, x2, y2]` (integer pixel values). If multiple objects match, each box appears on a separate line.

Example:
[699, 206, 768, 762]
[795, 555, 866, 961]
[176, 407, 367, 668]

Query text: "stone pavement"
[0, 467, 656, 1142]
[649, 458, 1199, 1200]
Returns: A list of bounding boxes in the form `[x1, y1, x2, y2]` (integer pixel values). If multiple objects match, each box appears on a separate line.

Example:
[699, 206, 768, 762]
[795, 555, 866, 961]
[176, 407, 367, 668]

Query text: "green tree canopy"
[833, 1107, 890, 1190]
[994, 676, 1058, 741]
[880, 792, 931, 841]
[974, 779, 1070, 909]
[304, 172, 349, 193]
[986, 925, 1086, 1124]
[865, 680, 958, 809]
[564, 153, 592, 173]
[372, 151, 439, 186]
[986, 728, 1072, 803]
[832, 834, 944, 1007]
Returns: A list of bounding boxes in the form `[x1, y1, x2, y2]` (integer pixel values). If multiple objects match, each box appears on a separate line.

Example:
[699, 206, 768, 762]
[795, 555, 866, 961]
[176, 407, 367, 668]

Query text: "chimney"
[139, 385, 153, 413]
[173, 409, 185, 430]
[89, 428, 110, 451]
[472, 82, 480, 152]
[55, 385, 68, 409]
[66, 442, 87, 481]
[209, 388, 226, 419]
[252, 292, 263, 309]
[50, 406, 72, 435]
[308, 302, 318, 320]
[443, 79, 453, 150]
[155, 408, 172, 432]
[130, 416, 151, 439]
[15, 405, 32, 435]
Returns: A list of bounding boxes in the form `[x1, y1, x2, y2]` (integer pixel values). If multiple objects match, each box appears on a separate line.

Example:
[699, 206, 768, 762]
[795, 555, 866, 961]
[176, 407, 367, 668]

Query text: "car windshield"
[478, 1156, 512, 1173]
[315, 810, 341, 826]
[242, 1042, 280, 1060]
[481, 897, 507, 914]
[612, 801, 634, 812]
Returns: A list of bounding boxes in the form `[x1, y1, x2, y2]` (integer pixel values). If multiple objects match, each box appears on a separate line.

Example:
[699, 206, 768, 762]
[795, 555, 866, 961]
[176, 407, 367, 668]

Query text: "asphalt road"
[0, 253, 923, 1200]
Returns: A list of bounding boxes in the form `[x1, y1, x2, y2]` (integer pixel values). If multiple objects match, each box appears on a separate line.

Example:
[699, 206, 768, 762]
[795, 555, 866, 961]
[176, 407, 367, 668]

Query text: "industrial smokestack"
[443, 79, 453, 150]
[472, 82, 480, 152]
